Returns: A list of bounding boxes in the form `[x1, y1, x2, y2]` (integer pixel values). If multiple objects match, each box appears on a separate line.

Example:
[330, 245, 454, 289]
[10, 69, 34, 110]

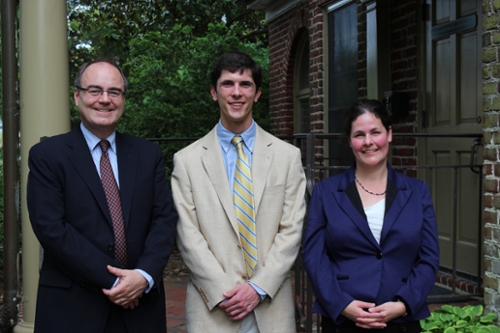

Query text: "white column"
[16, 0, 70, 331]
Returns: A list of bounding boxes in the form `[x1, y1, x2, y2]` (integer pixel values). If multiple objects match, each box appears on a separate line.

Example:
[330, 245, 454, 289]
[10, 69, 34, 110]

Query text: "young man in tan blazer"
[171, 52, 306, 333]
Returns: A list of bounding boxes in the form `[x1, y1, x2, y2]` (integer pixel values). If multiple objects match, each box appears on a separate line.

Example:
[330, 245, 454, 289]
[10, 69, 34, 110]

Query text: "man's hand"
[341, 300, 387, 329]
[102, 265, 148, 309]
[218, 284, 260, 320]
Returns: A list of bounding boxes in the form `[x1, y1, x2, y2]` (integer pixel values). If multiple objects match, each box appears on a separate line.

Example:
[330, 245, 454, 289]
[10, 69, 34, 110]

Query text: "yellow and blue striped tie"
[232, 136, 258, 277]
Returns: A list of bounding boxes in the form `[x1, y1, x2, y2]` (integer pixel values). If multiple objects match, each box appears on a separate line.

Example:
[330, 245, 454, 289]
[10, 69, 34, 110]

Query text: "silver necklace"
[355, 177, 386, 196]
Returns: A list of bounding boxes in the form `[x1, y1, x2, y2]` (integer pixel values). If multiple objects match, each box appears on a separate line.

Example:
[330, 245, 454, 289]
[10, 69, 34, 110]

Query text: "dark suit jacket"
[302, 164, 439, 325]
[27, 125, 177, 333]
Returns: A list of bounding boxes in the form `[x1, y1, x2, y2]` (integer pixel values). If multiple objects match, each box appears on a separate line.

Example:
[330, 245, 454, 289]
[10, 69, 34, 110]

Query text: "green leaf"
[69, 20, 80, 31]
[480, 313, 497, 322]
[421, 321, 440, 330]
[454, 306, 467, 319]
[444, 327, 457, 333]
[475, 327, 498, 333]
[431, 312, 443, 321]
[441, 313, 457, 322]
[468, 305, 485, 317]
[486, 324, 500, 333]
[442, 305, 455, 313]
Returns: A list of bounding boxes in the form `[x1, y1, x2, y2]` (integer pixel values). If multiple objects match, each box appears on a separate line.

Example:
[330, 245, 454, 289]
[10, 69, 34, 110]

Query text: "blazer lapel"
[335, 167, 380, 246]
[380, 166, 412, 243]
[201, 128, 239, 235]
[252, 127, 273, 212]
[116, 132, 137, 228]
[67, 126, 112, 226]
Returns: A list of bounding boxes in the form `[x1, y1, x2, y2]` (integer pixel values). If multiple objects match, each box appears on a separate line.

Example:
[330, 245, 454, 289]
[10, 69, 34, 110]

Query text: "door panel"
[457, 151, 480, 271]
[424, 0, 481, 277]
[327, 2, 358, 174]
[460, 32, 479, 123]
[434, 150, 453, 268]
[436, 0, 452, 23]
[462, 0, 476, 12]
[435, 39, 452, 124]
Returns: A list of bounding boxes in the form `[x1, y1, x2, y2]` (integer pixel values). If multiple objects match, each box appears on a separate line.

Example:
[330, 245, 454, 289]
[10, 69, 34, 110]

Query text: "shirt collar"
[217, 120, 256, 153]
[80, 122, 117, 153]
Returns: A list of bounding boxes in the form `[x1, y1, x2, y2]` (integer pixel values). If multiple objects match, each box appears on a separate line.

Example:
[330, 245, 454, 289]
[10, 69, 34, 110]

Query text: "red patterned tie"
[99, 140, 127, 267]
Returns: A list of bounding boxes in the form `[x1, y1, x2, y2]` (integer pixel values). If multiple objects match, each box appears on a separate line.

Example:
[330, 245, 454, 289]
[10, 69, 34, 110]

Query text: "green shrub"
[420, 304, 499, 333]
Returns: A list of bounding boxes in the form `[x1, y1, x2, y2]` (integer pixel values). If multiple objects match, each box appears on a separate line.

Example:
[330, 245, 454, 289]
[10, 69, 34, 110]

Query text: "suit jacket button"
[242, 275, 247, 280]
[108, 244, 114, 251]
[376, 252, 383, 259]
[237, 244, 242, 249]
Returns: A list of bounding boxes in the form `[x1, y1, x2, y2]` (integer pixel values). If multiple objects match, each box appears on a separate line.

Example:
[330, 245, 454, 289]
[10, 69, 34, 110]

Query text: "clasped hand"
[102, 265, 148, 310]
[341, 300, 407, 329]
[218, 284, 261, 321]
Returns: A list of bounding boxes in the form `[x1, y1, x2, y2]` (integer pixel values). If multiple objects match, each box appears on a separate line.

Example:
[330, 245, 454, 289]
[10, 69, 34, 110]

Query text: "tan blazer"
[172, 124, 306, 333]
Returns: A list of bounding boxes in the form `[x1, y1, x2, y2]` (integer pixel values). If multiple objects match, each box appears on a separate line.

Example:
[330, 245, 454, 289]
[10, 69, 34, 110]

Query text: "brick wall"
[268, 2, 308, 136]
[267, 0, 420, 174]
[308, 1, 326, 135]
[355, 1, 419, 176]
[267, 0, 326, 137]
[388, 2, 419, 177]
[482, 0, 500, 317]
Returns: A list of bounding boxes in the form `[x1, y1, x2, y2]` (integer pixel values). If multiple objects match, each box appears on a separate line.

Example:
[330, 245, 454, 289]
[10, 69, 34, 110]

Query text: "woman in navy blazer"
[302, 99, 439, 332]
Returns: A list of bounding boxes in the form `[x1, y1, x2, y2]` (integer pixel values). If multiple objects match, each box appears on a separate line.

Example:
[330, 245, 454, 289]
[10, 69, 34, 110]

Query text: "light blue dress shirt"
[217, 120, 255, 193]
[80, 123, 153, 292]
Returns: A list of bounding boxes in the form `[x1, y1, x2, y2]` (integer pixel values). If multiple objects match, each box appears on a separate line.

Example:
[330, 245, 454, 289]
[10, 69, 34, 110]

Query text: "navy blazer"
[302, 164, 439, 325]
[27, 125, 177, 333]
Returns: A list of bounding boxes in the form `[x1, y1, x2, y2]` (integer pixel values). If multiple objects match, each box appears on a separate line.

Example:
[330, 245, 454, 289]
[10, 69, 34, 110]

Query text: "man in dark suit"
[27, 59, 177, 333]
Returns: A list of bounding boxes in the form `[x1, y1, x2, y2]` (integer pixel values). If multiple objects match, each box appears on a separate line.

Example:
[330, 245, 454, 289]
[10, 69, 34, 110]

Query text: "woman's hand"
[341, 300, 388, 329]
[368, 301, 407, 323]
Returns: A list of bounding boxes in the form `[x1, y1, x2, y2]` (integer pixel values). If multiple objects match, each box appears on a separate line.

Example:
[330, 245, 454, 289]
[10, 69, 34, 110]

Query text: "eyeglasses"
[76, 86, 125, 99]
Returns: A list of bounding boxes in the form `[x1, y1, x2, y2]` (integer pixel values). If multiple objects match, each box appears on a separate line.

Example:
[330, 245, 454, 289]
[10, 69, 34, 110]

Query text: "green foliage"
[118, 23, 269, 173]
[67, 0, 270, 175]
[421, 305, 500, 333]
[67, 0, 267, 74]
